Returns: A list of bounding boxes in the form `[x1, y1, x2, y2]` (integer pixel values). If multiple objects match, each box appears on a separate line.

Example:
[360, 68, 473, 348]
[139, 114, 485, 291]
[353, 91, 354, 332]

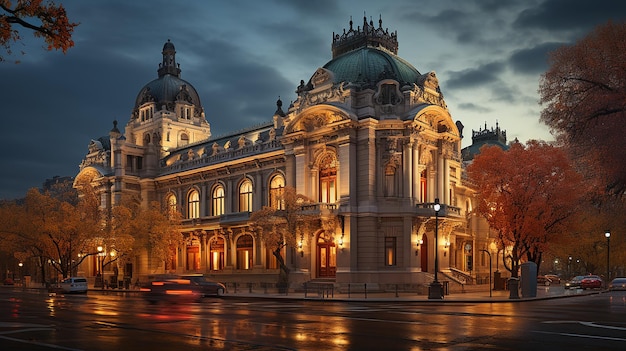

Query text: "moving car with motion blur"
[141, 274, 225, 303]
[609, 277, 626, 291]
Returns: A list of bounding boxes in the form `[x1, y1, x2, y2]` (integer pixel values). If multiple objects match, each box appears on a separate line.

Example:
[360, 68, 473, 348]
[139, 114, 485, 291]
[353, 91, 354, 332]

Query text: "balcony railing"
[415, 202, 461, 217]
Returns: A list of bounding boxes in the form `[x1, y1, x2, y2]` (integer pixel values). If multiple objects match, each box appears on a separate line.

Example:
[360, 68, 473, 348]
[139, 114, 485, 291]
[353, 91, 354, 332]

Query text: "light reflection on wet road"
[1, 288, 626, 350]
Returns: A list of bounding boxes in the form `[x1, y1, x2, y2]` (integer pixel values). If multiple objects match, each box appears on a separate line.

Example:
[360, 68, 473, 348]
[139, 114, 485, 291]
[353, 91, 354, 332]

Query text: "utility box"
[520, 261, 537, 297]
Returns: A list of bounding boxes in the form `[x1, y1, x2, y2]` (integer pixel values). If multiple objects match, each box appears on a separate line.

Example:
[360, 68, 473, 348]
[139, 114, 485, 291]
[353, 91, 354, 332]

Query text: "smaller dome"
[132, 40, 203, 114]
[134, 75, 202, 112]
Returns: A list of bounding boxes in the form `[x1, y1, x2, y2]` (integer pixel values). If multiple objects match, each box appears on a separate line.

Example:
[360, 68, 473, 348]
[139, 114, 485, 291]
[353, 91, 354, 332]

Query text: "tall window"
[319, 153, 337, 203]
[187, 190, 200, 219]
[420, 170, 427, 203]
[166, 194, 177, 219]
[269, 174, 285, 210]
[385, 237, 397, 266]
[239, 179, 253, 212]
[384, 163, 397, 197]
[236, 235, 254, 270]
[212, 185, 225, 216]
[210, 237, 225, 271]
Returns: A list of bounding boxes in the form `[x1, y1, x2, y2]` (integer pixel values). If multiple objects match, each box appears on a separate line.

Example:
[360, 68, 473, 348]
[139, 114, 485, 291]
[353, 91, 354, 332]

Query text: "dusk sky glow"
[1, 0, 624, 200]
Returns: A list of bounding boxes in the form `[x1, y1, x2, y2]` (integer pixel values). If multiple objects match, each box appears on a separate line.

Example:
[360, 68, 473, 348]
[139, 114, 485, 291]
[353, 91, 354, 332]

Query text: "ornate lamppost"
[428, 198, 443, 299]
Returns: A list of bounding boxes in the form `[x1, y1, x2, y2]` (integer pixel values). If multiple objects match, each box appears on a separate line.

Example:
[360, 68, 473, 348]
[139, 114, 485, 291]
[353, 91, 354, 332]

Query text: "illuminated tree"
[468, 141, 584, 277]
[250, 187, 337, 286]
[109, 197, 182, 273]
[0, 187, 103, 283]
[539, 21, 626, 198]
[1, 0, 77, 62]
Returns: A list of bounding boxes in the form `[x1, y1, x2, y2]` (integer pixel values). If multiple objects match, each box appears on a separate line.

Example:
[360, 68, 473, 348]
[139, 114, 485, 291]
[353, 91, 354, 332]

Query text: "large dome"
[132, 40, 203, 113]
[322, 47, 421, 87]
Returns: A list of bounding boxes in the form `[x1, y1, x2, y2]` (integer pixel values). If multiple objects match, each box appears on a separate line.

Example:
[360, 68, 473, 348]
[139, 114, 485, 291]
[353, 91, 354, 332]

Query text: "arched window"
[236, 235, 254, 270]
[180, 133, 189, 146]
[319, 153, 337, 203]
[239, 179, 253, 212]
[166, 194, 177, 219]
[269, 174, 285, 210]
[187, 190, 200, 219]
[212, 185, 225, 216]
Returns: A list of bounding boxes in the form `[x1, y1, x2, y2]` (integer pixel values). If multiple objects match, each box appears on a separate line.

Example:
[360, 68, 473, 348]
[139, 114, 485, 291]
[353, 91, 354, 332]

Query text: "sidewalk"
[11, 283, 599, 303]
[224, 285, 600, 303]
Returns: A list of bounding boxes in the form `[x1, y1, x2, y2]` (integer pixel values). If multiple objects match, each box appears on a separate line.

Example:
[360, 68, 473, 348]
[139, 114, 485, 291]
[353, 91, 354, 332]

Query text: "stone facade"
[75, 16, 496, 290]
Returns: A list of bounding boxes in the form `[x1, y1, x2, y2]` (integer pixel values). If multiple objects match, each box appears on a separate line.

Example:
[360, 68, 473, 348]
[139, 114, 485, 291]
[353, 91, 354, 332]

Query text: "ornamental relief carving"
[297, 82, 347, 113]
[311, 68, 333, 87]
[290, 111, 345, 133]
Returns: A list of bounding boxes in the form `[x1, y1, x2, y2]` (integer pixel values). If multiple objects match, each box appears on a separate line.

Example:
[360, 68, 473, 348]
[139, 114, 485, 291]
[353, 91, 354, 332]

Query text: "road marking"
[534, 330, 626, 342]
[579, 321, 626, 331]
[542, 320, 626, 331]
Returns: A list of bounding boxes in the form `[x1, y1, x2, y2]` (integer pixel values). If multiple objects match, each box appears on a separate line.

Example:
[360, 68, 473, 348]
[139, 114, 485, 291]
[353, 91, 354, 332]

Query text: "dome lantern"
[158, 39, 181, 78]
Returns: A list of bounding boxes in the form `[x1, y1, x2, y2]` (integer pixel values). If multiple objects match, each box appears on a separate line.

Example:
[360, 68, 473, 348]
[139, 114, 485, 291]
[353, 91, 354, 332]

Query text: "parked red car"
[580, 275, 602, 289]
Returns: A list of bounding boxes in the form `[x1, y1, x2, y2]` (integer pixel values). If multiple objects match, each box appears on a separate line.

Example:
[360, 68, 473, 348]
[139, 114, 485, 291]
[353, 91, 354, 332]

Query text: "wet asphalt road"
[1, 287, 626, 350]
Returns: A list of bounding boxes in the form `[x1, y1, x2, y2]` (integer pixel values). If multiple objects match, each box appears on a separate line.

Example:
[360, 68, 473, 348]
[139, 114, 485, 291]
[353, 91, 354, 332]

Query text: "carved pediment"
[311, 68, 334, 88]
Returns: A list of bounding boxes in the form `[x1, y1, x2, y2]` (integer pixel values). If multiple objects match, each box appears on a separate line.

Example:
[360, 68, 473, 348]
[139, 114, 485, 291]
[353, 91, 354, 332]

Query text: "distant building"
[461, 122, 509, 163]
[75, 16, 495, 289]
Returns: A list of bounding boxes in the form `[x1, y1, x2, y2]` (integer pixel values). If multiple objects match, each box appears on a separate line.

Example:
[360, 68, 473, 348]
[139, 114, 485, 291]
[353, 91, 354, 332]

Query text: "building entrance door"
[421, 234, 429, 272]
[317, 233, 336, 278]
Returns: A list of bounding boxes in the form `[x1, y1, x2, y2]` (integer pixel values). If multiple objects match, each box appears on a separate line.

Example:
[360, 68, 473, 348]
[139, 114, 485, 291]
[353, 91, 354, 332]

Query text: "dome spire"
[158, 39, 181, 78]
[332, 15, 398, 58]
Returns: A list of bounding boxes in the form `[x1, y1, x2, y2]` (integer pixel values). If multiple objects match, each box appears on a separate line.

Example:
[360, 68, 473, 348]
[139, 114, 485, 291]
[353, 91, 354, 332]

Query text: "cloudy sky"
[1, 0, 624, 200]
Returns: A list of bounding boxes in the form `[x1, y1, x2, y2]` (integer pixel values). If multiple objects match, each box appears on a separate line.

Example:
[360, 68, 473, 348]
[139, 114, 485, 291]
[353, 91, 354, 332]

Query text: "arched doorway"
[209, 236, 225, 271]
[317, 232, 336, 278]
[421, 234, 429, 272]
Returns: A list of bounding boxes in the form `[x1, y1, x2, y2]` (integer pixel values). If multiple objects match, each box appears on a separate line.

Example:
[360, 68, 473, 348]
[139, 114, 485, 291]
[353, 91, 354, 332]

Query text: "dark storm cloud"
[274, 0, 341, 15]
[457, 102, 492, 113]
[509, 41, 565, 75]
[445, 61, 505, 90]
[514, 0, 626, 35]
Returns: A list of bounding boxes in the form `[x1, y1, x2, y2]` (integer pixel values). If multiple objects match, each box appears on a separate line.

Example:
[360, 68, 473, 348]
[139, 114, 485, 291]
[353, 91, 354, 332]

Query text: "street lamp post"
[605, 230, 611, 288]
[480, 249, 492, 298]
[428, 198, 443, 299]
[95, 246, 104, 288]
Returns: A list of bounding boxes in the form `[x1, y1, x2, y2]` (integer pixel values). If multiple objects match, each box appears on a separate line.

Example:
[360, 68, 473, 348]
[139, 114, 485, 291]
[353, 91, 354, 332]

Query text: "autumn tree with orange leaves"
[467, 141, 584, 277]
[0, 187, 102, 284]
[250, 187, 338, 287]
[0, 0, 77, 62]
[539, 21, 626, 199]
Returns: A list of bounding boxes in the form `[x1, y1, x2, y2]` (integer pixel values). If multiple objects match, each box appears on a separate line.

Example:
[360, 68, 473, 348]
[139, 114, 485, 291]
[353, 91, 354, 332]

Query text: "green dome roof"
[322, 47, 421, 87]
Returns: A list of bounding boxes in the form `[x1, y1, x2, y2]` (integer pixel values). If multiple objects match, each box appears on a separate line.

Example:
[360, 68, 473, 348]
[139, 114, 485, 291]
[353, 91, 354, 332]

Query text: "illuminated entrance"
[421, 234, 429, 272]
[317, 232, 336, 278]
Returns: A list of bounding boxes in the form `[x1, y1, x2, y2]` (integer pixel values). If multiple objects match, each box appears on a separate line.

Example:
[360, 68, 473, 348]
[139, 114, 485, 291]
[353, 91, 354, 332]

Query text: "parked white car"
[59, 277, 88, 293]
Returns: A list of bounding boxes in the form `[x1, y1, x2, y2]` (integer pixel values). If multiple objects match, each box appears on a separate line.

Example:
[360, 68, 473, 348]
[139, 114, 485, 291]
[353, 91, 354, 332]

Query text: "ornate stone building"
[75, 16, 492, 290]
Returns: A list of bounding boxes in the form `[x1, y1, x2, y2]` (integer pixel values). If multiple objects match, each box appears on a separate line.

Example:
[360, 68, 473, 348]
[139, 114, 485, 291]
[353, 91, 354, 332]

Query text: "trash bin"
[442, 281, 449, 295]
[520, 261, 537, 298]
[508, 277, 520, 299]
